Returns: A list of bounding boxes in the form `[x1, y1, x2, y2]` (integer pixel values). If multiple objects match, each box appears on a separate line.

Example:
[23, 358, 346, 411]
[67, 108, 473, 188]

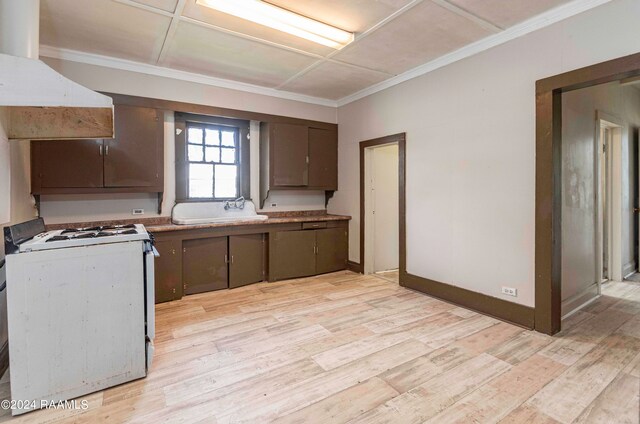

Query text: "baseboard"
[347, 261, 363, 274]
[561, 282, 599, 318]
[0, 342, 8, 378]
[402, 273, 535, 329]
[623, 261, 637, 279]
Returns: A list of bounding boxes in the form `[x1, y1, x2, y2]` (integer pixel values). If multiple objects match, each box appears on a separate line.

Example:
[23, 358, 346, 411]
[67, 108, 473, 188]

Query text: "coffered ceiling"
[40, 0, 576, 102]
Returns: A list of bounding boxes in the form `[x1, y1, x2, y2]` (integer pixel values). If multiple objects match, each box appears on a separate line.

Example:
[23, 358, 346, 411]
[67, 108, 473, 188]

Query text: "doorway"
[535, 52, 640, 335]
[359, 133, 406, 280]
[364, 143, 399, 276]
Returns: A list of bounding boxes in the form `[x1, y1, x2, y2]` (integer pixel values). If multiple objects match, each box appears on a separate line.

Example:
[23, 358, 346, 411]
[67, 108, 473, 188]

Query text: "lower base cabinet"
[154, 239, 182, 303]
[183, 237, 228, 294]
[270, 230, 317, 281]
[229, 234, 266, 288]
[152, 220, 348, 303]
[316, 228, 349, 274]
[270, 226, 348, 282]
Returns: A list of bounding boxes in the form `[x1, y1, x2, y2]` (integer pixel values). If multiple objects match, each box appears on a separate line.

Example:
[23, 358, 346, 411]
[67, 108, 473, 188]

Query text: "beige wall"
[330, 0, 640, 307]
[21, 58, 336, 224]
[561, 82, 640, 311]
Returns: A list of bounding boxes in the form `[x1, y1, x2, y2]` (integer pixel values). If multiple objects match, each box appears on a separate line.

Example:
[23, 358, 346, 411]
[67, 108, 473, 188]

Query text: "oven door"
[144, 241, 158, 370]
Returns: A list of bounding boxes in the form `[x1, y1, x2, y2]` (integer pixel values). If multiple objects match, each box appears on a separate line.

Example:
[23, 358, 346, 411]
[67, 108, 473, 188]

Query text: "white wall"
[330, 0, 640, 307]
[561, 83, 640, 308]
[21, 58, 335, 224]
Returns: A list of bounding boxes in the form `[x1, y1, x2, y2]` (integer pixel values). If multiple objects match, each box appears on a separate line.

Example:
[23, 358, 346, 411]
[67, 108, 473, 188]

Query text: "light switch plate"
[132, 209, 145, 215]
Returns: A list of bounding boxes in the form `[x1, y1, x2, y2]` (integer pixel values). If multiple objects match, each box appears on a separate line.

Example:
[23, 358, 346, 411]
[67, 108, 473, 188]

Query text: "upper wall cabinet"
[31, 104, 164, 209]
[259, 122, 338, 208]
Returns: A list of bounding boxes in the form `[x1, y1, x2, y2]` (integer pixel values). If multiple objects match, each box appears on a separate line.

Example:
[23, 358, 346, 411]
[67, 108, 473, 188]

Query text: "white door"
[371, 144, 399, 272]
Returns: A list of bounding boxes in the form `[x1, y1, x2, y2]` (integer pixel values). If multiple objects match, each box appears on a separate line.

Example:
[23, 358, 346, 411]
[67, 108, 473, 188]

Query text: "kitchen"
[1, 0, 640, 422]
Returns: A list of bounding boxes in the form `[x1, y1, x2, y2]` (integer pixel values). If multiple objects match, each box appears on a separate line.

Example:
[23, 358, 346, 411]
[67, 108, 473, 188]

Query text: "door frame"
[359, 133, 406, 277]
[535, 51, 640, 335]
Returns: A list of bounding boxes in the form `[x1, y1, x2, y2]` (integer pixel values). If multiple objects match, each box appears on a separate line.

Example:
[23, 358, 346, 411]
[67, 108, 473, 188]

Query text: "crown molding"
[38, 45, 339, 108]
[336, 0, 613, 107]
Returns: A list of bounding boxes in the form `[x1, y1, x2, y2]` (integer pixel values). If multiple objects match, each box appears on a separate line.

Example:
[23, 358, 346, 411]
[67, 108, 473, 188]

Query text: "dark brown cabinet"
[229, 234, 266, 288]
[316, 227, 348, 274]
[308, 128, 338, 190]
[270, 123, 309, 187]
[31, 104, 163, 195]
[270, 230, 317, 281]
[183, 237, 228, 294]
[104, 105, 163, 188]
[152, 219, 348, 303]
[270, 223, 348, 282]
[154, 239, 182, 303]
[34, 139, 105, 189]
[260, 122, 338, 208]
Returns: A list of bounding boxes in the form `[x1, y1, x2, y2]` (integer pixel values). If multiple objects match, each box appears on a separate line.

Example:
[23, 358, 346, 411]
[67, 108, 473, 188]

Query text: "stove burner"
[74, 233, 97, 239]
[121, 229, 138, 235]
[46, 235, 69, 243]
[60, 228, 80, 234]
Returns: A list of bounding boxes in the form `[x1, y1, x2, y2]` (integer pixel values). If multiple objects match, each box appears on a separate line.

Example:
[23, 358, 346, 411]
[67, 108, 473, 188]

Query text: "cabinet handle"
[171, 249, 176, 255]
[231, 255, 234, 264]
[105, 145, 109, 156]
[99, 145, 103, 156]
[225, 254, 229, 264]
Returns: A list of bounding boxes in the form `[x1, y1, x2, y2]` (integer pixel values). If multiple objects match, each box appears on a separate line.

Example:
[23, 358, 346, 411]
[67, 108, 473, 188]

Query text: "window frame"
[175, 113, 250, 202]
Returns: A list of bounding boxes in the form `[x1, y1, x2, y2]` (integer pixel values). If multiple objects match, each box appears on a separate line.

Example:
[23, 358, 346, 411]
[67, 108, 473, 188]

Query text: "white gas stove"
[18, 223, 150, 252]
[3, 219, 156, 415]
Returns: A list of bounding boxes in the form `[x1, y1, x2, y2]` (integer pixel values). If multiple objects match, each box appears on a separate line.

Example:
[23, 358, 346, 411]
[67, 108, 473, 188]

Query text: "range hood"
[0, 0, 114, 140]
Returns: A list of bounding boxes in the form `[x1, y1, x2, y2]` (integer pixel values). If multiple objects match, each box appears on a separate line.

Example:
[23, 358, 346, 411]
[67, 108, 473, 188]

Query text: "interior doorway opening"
[359, 133, 406, 283]
[364, 143, 399, 276]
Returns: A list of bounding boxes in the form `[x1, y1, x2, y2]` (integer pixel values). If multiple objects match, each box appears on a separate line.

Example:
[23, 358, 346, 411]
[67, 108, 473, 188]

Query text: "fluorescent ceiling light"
[196, 0, 354, 49]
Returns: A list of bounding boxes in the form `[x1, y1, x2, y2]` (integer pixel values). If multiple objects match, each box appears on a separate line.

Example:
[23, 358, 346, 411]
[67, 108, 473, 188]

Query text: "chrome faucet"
[224, 197, 245, 210]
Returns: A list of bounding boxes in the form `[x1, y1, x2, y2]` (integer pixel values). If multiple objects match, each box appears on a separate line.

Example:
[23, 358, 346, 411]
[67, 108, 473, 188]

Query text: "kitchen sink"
[172, 200, 268, 225]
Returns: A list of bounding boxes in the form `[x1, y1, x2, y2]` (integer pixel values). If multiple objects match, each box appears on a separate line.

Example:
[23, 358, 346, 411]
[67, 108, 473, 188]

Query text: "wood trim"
[359, 133, 406, 276]
[403, 273, 535, 329]
[102, 92, 337, 130]
[347, 261, 363, 274]
[535, 51, 640, 335]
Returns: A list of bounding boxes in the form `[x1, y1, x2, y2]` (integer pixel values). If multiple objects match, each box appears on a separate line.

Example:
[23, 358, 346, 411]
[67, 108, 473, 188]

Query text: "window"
[175, 114, 250, 202]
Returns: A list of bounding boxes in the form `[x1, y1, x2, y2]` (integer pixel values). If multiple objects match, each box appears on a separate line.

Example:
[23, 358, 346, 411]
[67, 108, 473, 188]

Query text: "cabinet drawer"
[302, 222, 327, 230]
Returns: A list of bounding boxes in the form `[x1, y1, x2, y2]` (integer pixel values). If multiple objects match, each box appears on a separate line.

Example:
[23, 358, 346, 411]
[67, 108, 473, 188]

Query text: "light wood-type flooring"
[1, 271, 639, 423]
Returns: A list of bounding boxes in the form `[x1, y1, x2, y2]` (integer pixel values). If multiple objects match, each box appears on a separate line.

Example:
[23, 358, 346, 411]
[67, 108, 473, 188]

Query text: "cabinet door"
[316, 228, 348, 274]
[271, 123, 308, 187]
[229, 234, 265, 289]
[154, 239, 183, 303]
[183, 237, 228, 294]
[308, 128, 338, 190]
[270, 230, 316, 281]
[32, 139, 104, 189]
[104, 105, 163, 188]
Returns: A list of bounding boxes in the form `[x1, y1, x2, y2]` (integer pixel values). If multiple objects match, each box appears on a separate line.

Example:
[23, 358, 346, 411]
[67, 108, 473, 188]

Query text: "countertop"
[146, 214, 351, 233]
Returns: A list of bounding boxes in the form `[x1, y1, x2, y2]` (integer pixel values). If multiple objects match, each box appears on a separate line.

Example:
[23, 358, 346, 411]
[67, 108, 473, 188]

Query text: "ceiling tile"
[447, 0, 572, 28]
[181, 0, 333, 56]
[333, 1, 493, 75]
[40, 0, 171, 63]
[131, 0, 179, 13]
[162, 21, 319, 87]
[265, 0, 414, 33]
[280, 62, 389, 99]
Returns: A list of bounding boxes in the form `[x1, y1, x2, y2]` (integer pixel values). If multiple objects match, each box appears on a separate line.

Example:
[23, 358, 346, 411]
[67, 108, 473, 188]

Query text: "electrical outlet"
[501, 287, 517, 297]
[270, 203, 277, 207]
[132, 208, 145, 216]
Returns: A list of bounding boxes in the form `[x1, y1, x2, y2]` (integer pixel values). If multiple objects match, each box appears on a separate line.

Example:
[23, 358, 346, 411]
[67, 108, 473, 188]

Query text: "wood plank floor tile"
[348, 354, 510, 424]
[272, 377, 399, 424]
[1, 272, 639, 424]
